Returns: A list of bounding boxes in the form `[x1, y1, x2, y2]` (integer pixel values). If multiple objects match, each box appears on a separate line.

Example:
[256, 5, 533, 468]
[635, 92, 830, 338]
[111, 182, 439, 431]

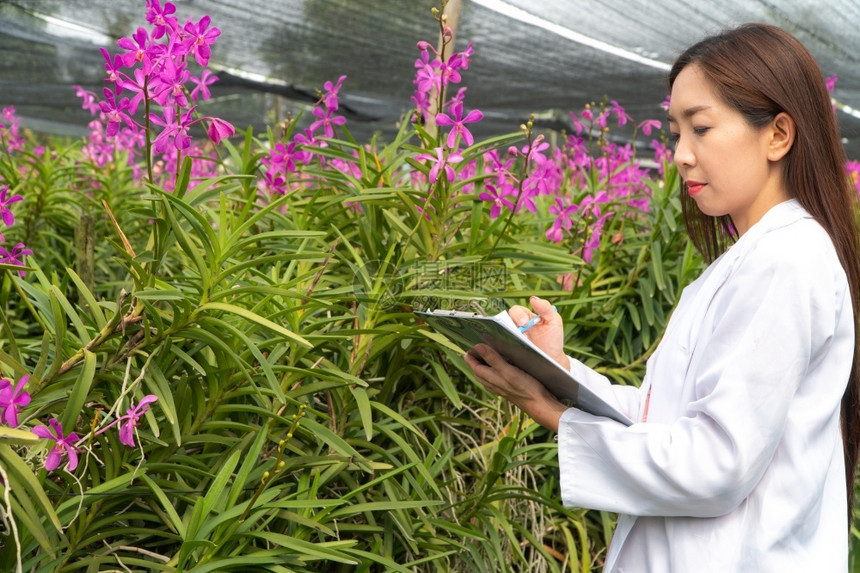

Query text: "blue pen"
[519, 305, 557, 333]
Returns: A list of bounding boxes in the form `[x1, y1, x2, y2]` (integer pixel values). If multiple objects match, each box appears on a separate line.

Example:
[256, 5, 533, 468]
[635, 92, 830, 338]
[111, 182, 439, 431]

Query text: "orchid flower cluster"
[258, 76, 354, 197]
[0, 184, 30, 274]
[0, 107, 32, 273]
[0, 370, 158, 472]
[0, 120, 32, 276]
[0, 105, 25, 154]
[74, 0, 233, 190]
[472, 102, 665, 264]
[411, 8, 480, 186]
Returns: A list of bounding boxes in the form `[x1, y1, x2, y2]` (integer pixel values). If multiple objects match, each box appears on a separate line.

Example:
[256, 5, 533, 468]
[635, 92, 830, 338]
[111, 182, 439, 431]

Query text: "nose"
[673, 136, 695, 170]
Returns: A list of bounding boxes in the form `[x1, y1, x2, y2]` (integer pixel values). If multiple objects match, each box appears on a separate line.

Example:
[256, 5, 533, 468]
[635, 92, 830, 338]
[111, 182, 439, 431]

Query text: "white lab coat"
[558, 199, 853, 572]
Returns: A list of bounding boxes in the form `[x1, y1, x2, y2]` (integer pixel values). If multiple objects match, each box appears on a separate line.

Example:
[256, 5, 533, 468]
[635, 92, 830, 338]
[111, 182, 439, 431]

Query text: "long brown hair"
[669, 23, 860, 527]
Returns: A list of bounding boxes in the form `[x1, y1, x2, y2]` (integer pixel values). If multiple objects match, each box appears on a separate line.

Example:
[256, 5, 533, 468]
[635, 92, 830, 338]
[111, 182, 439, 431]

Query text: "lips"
[686, 180, 707, 196]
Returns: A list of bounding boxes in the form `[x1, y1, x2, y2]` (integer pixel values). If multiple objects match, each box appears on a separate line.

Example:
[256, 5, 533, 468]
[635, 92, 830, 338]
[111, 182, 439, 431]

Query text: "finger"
[508, 305, 534, 328]
[470, 343, 507, 369]
[463, 350, 502, 393]
[529, 296, 556, 316]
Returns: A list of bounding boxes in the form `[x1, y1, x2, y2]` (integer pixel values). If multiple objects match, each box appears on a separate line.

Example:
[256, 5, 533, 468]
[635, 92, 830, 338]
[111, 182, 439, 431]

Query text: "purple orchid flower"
[117, 27, 152, 70]
[478, 183, 515, 218]
[0, 243, 33, 275]
[146, 0, 179, 39]
[261, 170, 287, 196]
[434, 101, 483, 148]
[74, 86, 101, 116]
[638, 119, 662, 136]
[100, 48, 125, 88]
[449, 42, 474, 71]
[150, 105, 195, 152]
[206, 117, 235, 144]
[32, 418, 81, 472]
[411, 90, 431, 123]
[0, 374, 31, 427]
[190, 69, 218, 101]
[183, 15, 221, 66]
[609, 100, 631, 127]
[153, 57, 190, 108]
[546, 198, 579, 243]
[443, 87, 468, 112]
[98, 88, 133, 137]
[262, 141, 299, 175]
[308, 106, 346, 139]
[0, 185, 23, 226]
[118, 395, 158, 447]
[322, 75, 347, 111]
[116, 67, 148, 116]
[413, 48, 441, 94]
[415, 146, 463, 184]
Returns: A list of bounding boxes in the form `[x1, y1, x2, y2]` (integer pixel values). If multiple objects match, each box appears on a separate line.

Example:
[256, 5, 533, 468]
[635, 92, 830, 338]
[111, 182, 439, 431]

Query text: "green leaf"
[0, 426, 40, 445]
[350, 385, 373, 441]
[198, 302, 312, 348]
[60, 349, 96, 431]
[201, 450, 240, 519]
[66, 268, 106, 329]
[140, 474, 186, 538]
[225, 421, 269, 508]
[241, 532, 358, 565]
[0, 444, 62, 533]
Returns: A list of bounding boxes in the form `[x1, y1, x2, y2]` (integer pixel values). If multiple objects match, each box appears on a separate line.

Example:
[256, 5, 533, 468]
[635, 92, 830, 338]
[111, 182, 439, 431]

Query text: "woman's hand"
[464, 343, 568, 432]
[508, 296, 570, 370]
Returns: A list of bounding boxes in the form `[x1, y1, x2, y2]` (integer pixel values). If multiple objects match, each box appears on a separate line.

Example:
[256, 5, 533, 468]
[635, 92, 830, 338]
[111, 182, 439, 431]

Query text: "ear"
[767, 112, 795, 162]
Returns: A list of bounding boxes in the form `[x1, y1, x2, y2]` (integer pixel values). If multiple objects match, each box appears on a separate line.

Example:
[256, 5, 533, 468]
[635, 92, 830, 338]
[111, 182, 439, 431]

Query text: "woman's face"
[668, 63, 788, 236]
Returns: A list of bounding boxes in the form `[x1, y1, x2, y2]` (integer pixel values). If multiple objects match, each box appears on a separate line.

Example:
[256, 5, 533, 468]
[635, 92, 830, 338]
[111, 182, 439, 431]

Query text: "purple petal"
[119, 420, 135, 447]
[44, 448, 61, 471]
[462, 110, 484, 123]
[32, 425, 53, 439]
[461, 128, 475, 148]
[445, 130, 458, 150]
[65, 446, 79, 471]
[1, 406, 18, 427]
[434, 113, 453, 127]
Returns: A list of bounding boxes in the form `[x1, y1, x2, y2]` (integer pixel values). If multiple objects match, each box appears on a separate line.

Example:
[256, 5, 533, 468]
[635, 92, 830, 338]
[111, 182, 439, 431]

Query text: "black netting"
[2, 0, 860, 155]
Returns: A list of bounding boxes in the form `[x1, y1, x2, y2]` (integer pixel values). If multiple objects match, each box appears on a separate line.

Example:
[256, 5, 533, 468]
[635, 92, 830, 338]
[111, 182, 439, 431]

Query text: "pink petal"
[462, 110, 484, 123]
[66, 446, 79, 471]
[32, 425, 54, 439]
[434, 113, 453, 127]
[119, 421, 135, 447]
[44, 448, 61, 471]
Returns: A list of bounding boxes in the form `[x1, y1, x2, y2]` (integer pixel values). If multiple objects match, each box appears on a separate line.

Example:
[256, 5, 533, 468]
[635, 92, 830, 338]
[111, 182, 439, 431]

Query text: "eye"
[693, 126, 710, 136]
[669, 132, 680, 144]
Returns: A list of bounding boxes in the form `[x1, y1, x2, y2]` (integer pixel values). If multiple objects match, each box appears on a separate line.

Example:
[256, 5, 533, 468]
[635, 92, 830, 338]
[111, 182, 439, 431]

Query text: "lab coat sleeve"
[567, 356, 643, 420]
[558, 230, 842, 517]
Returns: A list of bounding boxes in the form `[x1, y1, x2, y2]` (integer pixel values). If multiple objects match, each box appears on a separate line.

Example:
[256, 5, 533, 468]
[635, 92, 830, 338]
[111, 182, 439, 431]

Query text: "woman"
[465, 23, 860, 571]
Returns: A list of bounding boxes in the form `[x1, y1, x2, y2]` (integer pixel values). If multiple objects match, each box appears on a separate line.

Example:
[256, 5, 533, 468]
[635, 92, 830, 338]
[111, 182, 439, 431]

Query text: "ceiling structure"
[3, 0, 860, 157]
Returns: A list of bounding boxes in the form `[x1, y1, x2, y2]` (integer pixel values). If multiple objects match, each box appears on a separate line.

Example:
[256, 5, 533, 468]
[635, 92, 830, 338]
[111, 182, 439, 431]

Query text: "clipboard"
[415, 309, 633, 426]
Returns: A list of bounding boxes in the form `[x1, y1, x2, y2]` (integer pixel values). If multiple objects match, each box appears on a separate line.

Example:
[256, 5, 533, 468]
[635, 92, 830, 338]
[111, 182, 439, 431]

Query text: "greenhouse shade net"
[2, 0, 860, 157]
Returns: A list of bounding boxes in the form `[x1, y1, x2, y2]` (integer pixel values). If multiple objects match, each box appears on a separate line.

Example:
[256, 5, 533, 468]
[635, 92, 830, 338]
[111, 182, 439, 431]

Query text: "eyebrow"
[666, 105, 712, 123]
